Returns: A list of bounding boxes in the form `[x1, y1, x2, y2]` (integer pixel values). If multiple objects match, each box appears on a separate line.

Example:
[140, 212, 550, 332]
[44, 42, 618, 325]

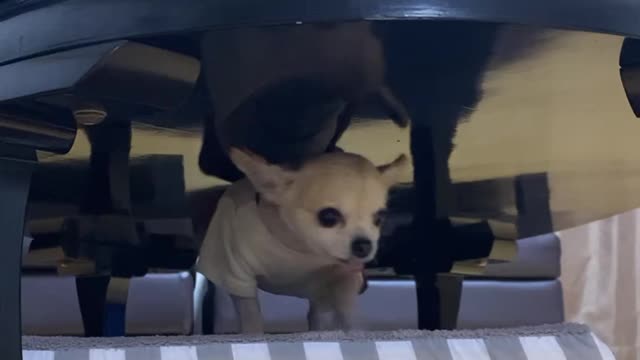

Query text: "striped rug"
[23, 323, 615, 359]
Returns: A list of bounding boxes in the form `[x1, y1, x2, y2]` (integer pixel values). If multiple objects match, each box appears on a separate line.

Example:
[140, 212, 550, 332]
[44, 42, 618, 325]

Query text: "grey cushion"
[21, 276, 84, 336]
[484, 233, 561, 279]
[22, 272, 194, 336]
[213, 279, 418, 333]
[126, 272, 194, 335]
[457, 279, 564, 329]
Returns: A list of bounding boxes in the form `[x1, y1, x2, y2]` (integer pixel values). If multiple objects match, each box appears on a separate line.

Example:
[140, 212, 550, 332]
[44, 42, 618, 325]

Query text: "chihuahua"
[197, 148, 407, 333]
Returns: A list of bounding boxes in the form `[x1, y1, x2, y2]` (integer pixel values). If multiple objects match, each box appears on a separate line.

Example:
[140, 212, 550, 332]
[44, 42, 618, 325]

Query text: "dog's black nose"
[351, 237, 373, 258]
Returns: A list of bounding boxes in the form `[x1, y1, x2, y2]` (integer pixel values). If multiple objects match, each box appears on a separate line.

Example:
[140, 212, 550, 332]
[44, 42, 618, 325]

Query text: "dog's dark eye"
[317, 207, 343, 228]
[373, 209, 388, 227]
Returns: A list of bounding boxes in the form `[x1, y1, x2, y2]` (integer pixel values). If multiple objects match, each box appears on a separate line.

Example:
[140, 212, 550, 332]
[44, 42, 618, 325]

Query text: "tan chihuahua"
[197, 148, 407, 334]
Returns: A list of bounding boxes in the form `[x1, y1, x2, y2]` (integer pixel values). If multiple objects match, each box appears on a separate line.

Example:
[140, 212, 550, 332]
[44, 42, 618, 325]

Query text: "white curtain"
[559, 209, 640, 360]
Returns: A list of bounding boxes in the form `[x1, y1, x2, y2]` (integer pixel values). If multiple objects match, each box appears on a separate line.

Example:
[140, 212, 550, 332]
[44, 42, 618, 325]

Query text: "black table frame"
[3, 1, 640, 359]
[2, 0, 640, 67]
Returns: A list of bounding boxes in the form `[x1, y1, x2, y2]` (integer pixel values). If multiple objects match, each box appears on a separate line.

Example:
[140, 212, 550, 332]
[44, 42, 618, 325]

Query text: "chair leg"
[0, 146, 36, 360]
[76, 276, 110, 337]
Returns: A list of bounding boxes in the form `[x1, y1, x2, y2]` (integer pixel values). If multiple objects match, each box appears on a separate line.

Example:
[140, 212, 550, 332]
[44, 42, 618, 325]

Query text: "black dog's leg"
[379, 21, 499, 329]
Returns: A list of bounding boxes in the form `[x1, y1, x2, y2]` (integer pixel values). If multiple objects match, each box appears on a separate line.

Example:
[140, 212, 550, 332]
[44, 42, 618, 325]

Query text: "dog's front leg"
[332, 273, 364, 331]
[307, 301, 338, 331]
[232, 295, 264, 334]
[333, 308, 353, 331]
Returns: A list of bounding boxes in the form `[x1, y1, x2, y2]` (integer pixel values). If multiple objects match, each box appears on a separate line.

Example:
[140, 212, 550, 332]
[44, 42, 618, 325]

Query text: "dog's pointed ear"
[229, 148, 295, 202]
[377, 154, 409, 186]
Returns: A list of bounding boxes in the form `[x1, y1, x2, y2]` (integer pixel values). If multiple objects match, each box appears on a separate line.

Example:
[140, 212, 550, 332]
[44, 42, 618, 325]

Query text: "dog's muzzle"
[351, 237, 373, 259]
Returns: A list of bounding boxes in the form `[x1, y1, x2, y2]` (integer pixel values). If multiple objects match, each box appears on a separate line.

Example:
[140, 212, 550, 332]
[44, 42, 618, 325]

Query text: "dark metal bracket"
[620, 38, 640, 118]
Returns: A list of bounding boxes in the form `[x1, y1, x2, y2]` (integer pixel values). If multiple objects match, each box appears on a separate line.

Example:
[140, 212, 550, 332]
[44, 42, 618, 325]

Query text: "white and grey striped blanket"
[23, 323, 615, 359]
